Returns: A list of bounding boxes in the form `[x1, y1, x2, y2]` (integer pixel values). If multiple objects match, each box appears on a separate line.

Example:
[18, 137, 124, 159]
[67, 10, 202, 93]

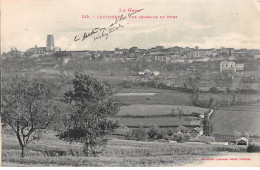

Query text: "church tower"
[46, 35, 54, 52]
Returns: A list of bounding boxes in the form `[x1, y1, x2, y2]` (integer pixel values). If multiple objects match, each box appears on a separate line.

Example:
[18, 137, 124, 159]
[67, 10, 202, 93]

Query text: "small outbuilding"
[235, 137, 249, 145]
[188, 127, 203, 138]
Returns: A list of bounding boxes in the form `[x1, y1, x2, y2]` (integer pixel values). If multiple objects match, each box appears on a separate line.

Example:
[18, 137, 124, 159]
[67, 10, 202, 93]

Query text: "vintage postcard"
[1, 0, 260, 167]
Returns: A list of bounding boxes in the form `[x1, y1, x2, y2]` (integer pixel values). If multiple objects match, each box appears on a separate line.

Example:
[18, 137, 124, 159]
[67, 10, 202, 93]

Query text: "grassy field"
[211, 104, 260, 139]
[118, 105, 208, 116]
[113, 87, 260, 106]
[2, 130, 249, 167]
[116, 104, 206, 128]
[113, 89, 193, 106]
[118, 117, 201, 128]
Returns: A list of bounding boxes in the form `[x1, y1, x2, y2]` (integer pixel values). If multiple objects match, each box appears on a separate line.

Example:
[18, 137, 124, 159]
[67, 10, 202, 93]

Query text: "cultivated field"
[116, 104, 207, 128]
[118, 117, 201, 128]
[113, 87, 193, 105]
[113, 87, 260, 106]
[118, 105, 208, 116]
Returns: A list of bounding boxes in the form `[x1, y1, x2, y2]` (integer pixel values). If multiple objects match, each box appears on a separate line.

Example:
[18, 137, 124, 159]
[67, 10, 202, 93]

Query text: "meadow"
[211, 104, 260, 138]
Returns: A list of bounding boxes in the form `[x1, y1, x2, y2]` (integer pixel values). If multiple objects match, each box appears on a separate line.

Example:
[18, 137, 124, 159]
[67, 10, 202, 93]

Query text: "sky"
[1, 0, 260, 52]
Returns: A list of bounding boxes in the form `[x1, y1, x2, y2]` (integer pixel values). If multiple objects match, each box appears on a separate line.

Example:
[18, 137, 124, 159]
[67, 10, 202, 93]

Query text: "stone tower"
[46, 35, 54, 52]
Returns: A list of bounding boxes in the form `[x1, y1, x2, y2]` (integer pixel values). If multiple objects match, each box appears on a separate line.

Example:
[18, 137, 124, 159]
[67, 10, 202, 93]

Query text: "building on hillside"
[220, 59, 236, 72]
[254, 54, 260, 63]
[192, 49, 215, 57]
[25, 34, 60, 56]
[115, 48, 129, 55]
[114, 48, 123, 54]
[170, 46, 181, 53]
[66, 50, 91, 58]
[241, 71, 260, 91]
[235, 137, 249, 145]
[217, 47, 234, 56]
[188, 127, 203, 138]
[26, 45, 46, 55]
[235, 63, 244, 71]
[153, 71, 160, 76]
[129, 46, 139, 53]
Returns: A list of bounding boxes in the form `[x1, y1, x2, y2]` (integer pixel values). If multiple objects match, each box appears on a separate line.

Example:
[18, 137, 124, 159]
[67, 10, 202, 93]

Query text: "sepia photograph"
[1, 0, 260, 167]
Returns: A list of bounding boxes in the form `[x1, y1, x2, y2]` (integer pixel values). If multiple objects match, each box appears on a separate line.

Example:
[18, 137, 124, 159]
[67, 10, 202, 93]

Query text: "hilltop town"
[2, 34, 260, 94]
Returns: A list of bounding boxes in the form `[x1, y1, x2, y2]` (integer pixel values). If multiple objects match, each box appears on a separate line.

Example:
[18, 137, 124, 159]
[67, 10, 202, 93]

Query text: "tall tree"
[187, 76, 200, 106]
[58, 72, 119, 156]
[2, 76, 59, 157]
[202, 110, 213, 136]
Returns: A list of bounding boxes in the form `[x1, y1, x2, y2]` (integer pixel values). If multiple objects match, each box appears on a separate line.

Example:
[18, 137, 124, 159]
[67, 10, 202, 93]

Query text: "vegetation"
[1, 76, 60, 157]
[2, 47, 260, 166]
[202, 110, 213, 136]
[57, 72, 120, 156]
[2, 130, 248, 166]
[247, 144, 260, 153]
[187, 76, 200, 106]
[130, 128, 148, 141]
[147, 124, 162, 139]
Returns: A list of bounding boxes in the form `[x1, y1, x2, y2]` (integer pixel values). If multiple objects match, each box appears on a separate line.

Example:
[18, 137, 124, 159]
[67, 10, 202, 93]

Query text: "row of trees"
[2, 72, 119, 157]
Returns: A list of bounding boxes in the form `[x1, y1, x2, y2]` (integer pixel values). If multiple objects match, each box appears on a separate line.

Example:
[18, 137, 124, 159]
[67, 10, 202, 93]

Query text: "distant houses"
[138, 69, 160, 76]
[220, 59, 236, 73]
[220, 59, 245, 73]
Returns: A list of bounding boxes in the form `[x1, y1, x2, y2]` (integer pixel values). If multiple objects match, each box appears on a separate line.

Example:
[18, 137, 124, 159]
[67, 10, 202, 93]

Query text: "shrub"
[177, 125, 187, 133]
[183, 133, 192, 142]
[167, 129, 174, 136]
[131, 128, 147, 141]
[198, 136, 215, 143]
[147, 124, 162, 139]
[247, 144, 260, 153]
[118, 80, 134, 88]
[176, 132, 185, 143]
[112, 123, 130, 136]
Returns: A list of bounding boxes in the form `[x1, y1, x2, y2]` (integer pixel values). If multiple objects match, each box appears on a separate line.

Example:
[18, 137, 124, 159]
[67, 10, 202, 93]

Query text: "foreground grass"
[2, 153, 218, 167]
[1, 129, 247, 167]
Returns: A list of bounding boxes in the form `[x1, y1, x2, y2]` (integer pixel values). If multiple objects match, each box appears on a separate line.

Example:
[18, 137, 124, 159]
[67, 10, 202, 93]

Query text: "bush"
[247, 144, 260, 153]
[183, 133, 192, 142]
[147, 124, 162, 139]
[118, 80, 134, 88]
[131, 128, 147, 141]
[112, 123, 130, 136]
[177, 125, 187, 133]
[167, 129, 174, 136]
[176, 132, 185, 143]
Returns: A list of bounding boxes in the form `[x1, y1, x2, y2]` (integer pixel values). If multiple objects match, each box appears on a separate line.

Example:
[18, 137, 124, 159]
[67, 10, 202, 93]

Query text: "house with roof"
[25, 45, 46, 56]
[188, 127, 203, 138]
[235, 137, 249, 145]
[220, 59, 236, 73]
[241, 71, 260, 91]
[235, 63, 245, 71]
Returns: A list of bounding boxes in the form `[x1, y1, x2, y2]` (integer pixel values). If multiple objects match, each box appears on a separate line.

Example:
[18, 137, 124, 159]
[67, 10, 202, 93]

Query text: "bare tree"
[2, 76, 59, 157]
